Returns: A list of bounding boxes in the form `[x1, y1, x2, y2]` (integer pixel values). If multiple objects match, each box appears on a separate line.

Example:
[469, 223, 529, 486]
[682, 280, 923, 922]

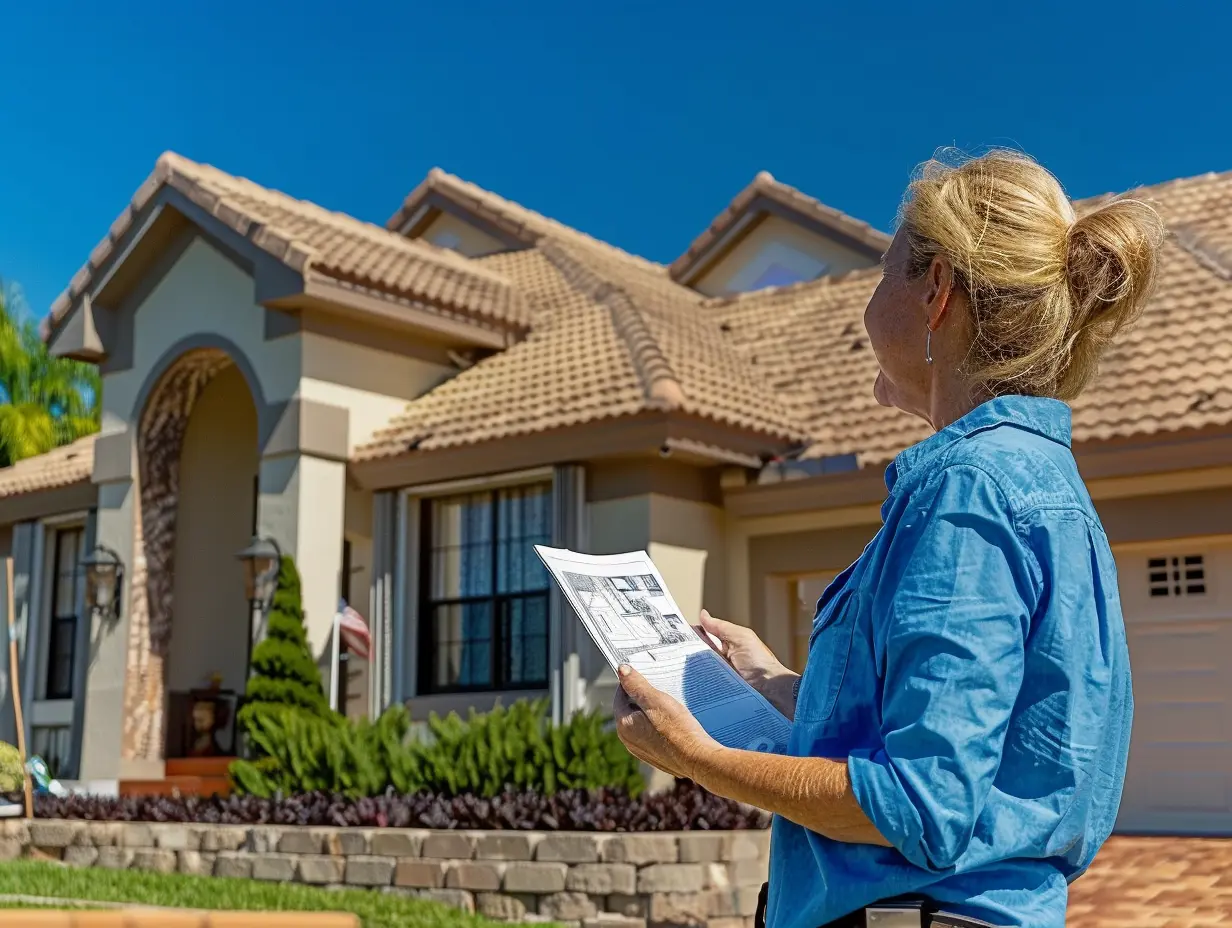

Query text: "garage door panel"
[1137, 700, 1229, 741]
[1128, 625, 1227, 671]
[1143, 770, 1230, 812]
[1116, 542, 1232, 835]
[1132, 667, 1225, 703]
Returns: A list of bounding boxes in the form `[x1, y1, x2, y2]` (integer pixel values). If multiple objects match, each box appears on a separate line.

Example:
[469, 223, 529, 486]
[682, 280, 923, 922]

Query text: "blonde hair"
[900, 149, 1166, 400]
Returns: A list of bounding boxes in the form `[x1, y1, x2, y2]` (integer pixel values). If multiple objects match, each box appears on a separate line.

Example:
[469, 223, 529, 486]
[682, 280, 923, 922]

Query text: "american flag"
[338, 600, 371, 661]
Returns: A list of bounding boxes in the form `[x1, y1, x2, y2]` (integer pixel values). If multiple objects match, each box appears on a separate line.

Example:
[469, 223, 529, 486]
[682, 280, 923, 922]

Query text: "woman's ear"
[925, 254, 955, 330]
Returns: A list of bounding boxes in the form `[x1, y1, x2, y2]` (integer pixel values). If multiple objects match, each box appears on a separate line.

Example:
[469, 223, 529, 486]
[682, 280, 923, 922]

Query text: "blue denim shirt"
[767, 396, 1133, 928]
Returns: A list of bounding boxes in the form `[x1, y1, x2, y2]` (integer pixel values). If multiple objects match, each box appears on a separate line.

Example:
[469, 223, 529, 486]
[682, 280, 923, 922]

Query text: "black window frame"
[417, 484, 552, 695]
[45, 526, 83, 701]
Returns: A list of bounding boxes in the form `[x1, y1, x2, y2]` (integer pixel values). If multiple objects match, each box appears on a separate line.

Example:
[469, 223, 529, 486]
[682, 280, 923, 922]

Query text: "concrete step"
[116, 775, 231, 799]
[164, 757, 235, 778]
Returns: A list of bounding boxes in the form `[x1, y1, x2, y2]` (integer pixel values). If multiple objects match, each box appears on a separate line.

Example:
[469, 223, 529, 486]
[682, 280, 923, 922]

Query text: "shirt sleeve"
[846, 464, 1037, 872]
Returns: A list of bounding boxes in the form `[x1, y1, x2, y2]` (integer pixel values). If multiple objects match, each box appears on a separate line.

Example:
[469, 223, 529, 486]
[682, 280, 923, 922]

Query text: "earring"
[925, 328, 934, 365]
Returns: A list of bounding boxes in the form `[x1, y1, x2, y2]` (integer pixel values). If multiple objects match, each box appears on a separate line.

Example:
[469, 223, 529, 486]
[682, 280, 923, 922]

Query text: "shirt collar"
[884, 395, 1072, 492]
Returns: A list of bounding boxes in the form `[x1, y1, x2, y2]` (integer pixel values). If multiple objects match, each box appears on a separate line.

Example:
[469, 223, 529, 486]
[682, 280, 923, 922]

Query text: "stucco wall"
[100, 236, 301, 429]
[167, 365, 258, 696]
[693, 215, 875, 297]
[299, 326, 453, 454]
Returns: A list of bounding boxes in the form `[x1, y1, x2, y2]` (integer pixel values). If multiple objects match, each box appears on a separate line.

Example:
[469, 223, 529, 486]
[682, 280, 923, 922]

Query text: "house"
[0, 152, 1228, 835]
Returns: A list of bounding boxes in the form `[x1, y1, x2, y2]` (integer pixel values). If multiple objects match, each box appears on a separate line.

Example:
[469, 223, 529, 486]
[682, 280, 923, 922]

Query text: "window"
[419, 484, 552, 693]
[45, 528, 83, 700]
[430, 230, 463, 251]
[30, 726, 71, 779]
[1148, 554, 1206, 598]
[747, 262, 811, 290]
[725, 240, 830, 293]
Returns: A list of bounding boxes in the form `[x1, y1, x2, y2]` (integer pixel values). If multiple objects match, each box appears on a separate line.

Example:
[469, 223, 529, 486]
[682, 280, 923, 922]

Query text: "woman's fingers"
[692, 618, 726, 656]
[699, 609, 746, 649]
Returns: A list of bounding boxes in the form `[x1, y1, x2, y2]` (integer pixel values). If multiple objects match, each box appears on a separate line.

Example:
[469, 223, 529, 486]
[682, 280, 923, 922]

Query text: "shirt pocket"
[794, 586, 862, 723]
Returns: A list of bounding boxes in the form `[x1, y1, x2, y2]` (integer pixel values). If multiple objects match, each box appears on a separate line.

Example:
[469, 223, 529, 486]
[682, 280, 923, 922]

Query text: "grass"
[0, 860, 507, 928]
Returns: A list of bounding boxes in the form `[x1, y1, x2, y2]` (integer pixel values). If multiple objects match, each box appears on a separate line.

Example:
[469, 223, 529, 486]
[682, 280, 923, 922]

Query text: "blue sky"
[1, 0, 1229, 319]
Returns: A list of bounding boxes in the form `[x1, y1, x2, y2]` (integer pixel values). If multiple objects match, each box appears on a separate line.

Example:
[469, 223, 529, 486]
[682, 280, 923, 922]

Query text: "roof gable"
[388, 168, 670, 276]
[47, 154, 531, 362]
[670, 171, 891, 289]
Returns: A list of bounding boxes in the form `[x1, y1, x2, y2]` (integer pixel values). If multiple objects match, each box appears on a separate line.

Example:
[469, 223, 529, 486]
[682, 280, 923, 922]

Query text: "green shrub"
[0, 743, 22, 793]
[237, 556, 333, 741]
[229, 698, 642, 799]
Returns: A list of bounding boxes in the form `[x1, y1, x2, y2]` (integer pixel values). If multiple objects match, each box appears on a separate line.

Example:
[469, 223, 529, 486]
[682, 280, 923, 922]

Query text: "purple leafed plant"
[21, 781, 770, 831]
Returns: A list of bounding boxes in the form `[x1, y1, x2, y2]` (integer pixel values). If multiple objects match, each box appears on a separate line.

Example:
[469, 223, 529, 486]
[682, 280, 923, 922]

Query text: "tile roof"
[48, 153, 529, 336]
[387, 167, 673, 283]
[669, 171, 893, 282]
[1067, 835, 1232, 927]
[357, 239, 807, 460]
[716, 168, 1232, 465]
[21, 159, 1231, 492]
[0, 435, 95, 499]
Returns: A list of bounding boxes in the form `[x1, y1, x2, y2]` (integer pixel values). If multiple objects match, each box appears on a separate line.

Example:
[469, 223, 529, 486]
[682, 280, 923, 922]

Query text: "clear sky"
[2, 0, 1229, 319]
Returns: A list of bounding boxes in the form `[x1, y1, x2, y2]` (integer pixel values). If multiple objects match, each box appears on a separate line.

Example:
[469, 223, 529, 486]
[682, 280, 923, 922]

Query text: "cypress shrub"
[236, 555, 332, 731]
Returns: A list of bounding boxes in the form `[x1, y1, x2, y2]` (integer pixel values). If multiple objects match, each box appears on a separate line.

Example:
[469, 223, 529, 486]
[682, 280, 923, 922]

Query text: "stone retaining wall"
[3, 820, 770, 928]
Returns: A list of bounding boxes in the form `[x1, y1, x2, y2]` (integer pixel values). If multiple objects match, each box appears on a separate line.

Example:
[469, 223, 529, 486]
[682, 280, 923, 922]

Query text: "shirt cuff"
[846, 747, 932, 871]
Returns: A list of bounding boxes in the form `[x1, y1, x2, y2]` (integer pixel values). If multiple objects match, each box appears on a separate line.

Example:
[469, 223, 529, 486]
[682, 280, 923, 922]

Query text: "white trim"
[402, 467, 555, 499]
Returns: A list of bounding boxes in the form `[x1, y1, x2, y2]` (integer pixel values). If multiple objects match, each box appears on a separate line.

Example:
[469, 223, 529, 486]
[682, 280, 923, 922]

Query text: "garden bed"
[22, 781, 770, 831]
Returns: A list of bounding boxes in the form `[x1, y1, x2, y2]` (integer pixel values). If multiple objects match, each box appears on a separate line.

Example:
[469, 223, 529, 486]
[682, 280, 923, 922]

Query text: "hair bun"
[1064, 197, 1166, 330]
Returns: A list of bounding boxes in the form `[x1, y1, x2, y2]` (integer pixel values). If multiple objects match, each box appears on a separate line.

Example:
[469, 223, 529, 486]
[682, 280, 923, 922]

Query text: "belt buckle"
[864, 901, 924, 927]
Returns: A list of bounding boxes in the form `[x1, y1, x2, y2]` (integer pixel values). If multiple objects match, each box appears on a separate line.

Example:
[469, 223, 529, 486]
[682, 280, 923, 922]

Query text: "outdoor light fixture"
[82, 545, 125, 624]
[235, 535, 282, 611]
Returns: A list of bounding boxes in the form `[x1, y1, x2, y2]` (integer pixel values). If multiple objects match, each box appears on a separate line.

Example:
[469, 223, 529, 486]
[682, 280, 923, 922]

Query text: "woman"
[613, 150, 1164, 928]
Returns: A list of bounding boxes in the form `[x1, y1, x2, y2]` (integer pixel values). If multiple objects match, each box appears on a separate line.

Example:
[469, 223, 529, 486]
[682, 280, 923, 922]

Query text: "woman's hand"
[695, 610, 800, 720]
[613, 665, 722, 782]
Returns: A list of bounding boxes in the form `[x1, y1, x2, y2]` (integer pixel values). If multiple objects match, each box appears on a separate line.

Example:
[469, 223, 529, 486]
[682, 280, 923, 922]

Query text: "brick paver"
[1068, 836, 1232, 927]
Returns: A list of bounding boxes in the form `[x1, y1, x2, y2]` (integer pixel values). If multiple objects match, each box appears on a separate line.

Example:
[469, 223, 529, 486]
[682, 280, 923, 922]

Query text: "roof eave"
[723, 424, 1232, 519]
[349, 410, 800, 491]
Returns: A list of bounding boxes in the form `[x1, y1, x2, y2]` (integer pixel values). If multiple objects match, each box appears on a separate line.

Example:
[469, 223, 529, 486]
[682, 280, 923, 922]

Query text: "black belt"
[754, 883, 1003, 928]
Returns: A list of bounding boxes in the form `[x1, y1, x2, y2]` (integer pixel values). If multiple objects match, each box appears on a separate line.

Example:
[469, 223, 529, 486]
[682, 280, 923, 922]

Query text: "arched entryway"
[121, 349, 259, 763]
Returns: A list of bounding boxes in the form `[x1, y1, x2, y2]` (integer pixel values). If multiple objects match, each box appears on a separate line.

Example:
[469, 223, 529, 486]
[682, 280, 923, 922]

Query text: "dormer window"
[430, 230, 463, 251]
[747, 260, 822, 291]
[724, 240, 830, 294]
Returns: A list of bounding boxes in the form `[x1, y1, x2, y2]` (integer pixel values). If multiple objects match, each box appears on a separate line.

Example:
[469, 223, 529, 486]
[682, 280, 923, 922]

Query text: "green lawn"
[0, 860, 509, 928]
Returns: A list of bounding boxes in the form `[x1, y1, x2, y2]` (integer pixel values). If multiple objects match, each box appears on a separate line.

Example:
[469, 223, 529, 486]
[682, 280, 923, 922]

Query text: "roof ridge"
[537, 239, 685, 410]
[159, 154, 513, 287]
[1171, 223, 1232, 282]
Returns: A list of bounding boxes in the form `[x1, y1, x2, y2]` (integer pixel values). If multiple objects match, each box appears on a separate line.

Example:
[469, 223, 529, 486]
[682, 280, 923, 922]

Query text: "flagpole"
[329, 606, 341, 712]
[5, 558, 33, 819]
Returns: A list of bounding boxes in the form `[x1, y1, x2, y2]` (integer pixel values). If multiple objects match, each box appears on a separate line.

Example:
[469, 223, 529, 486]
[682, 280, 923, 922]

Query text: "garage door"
[1116, 540, 1232, 835]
